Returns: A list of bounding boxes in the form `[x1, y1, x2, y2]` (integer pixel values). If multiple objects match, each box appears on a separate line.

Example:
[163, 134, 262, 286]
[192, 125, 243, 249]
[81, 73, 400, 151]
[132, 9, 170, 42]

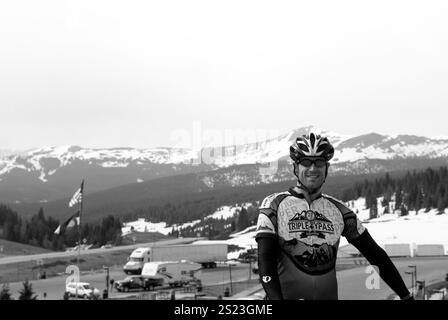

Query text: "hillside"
[2, 165, 446, 253]
[8, 169, 412, 224]
[0, 239, 52, 257]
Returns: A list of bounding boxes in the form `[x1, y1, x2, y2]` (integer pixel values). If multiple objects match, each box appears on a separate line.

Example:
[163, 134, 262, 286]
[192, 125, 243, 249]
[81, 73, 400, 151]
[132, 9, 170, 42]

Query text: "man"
[255, 132, 413, 300]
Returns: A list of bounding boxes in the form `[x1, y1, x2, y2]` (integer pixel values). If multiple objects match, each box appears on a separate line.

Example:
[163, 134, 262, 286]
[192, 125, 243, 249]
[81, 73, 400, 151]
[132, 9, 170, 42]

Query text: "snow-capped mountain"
[2, 126, 448, 203]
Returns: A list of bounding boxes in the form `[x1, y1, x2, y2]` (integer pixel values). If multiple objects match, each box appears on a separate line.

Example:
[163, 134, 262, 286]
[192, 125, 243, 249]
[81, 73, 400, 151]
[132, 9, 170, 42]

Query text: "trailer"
[141, 261, 202, 287]
[415, 244, 445, 257]
[383, 243, 413, 257]
[124, 243, 227, 274]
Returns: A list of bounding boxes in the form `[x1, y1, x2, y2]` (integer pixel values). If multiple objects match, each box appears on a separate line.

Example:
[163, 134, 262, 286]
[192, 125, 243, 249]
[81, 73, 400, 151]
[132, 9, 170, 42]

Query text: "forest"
[1, 166, 447, 249]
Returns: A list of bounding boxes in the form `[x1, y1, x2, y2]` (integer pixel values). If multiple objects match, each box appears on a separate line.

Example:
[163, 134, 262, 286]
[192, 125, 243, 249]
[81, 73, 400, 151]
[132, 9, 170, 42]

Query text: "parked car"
[114, 275, 163, 292]
[65, 282, 101, 299]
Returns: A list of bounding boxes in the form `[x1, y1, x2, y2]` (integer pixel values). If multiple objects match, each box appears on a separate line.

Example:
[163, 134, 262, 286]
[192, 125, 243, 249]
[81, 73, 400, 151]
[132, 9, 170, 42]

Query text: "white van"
[141, 261, 202, 287]
[65, 282, 100, 299]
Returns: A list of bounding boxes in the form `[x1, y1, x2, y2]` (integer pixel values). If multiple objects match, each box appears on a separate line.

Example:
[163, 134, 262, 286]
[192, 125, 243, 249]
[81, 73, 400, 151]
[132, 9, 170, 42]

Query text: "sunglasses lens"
[299, 158, 326, 168]
[315, 159, 326, 167]
[299, 159, 312, 167]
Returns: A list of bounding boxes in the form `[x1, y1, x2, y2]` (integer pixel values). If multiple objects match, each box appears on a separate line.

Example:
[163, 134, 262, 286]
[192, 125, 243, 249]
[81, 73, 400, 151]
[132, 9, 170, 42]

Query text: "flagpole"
[77, 180, 84, 300]
[78, 180, 84, 276]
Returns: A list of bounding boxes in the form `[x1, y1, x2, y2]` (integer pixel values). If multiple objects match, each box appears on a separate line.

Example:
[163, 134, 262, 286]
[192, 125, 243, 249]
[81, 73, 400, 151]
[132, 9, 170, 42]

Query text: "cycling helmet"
[290, 132, 334, 162]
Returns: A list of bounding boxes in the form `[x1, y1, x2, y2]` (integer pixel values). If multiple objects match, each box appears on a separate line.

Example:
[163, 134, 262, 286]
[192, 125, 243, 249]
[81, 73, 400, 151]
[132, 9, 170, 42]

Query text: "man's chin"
[304, 180, 323, 190]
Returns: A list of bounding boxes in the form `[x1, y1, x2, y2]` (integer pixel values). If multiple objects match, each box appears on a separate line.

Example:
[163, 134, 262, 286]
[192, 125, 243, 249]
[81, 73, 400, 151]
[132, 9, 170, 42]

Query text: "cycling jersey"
[255, 186, 366, 300]
[256, 186, 411, 300]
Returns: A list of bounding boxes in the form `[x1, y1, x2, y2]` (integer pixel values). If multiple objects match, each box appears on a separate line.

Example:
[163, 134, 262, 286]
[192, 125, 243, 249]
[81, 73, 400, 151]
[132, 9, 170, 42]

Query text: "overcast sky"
[1, 0, 448, 150]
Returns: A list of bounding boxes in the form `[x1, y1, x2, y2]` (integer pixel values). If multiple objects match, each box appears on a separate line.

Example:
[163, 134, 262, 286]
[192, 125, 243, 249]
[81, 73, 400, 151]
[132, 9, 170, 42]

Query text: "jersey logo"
[288, 210, 335, 239]
[262, 276, 271, 283]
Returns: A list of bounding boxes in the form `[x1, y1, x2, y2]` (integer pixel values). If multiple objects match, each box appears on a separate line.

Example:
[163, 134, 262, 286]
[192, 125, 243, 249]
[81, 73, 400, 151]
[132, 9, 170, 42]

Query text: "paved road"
[0, 238, 202, 265]
[241, 256, 448, 300]
[338, 256, 448, 299]
[4, 254, 447, 300]
[4, 263, 254, 300]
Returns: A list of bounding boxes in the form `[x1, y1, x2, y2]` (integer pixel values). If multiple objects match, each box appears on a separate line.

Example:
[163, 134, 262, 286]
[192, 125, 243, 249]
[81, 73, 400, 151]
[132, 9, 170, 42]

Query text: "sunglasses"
[298, 158, 327, 168]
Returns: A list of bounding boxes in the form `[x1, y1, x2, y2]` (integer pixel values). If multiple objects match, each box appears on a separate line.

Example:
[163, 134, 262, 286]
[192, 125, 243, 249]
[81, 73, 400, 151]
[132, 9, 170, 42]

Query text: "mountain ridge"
[2, 126, 448, 203]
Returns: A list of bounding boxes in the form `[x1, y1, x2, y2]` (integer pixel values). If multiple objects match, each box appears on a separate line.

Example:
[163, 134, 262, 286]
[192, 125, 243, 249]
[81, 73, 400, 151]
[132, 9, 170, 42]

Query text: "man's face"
[295, 157, 327, 191]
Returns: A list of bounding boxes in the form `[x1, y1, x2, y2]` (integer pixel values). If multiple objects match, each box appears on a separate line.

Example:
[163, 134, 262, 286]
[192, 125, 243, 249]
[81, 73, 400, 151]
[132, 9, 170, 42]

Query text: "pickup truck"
[114, 275, 163, 292]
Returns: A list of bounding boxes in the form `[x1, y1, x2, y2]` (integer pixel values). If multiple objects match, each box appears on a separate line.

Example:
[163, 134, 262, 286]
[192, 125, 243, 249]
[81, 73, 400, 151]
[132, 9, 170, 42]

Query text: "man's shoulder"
[321, 194, 352, 215]
[260, 191, 291, 209]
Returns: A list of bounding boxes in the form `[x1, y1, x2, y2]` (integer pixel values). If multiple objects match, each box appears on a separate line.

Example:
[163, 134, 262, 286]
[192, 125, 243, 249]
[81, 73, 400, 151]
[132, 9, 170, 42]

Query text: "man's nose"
[308, 163, 317, 170]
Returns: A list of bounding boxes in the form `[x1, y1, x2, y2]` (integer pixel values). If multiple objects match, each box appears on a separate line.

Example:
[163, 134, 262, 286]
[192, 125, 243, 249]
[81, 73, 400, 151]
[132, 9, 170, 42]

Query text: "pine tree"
[18, 280, 37, 300]
[381, 197, 389, 210]
[400, 204, 408, 216]
[369, 200, 378, 219]
[237, 207, 249, 231]
[0, 284, 13, 300]
[437, 197, 445, 215]
[395, 187, 402, 211]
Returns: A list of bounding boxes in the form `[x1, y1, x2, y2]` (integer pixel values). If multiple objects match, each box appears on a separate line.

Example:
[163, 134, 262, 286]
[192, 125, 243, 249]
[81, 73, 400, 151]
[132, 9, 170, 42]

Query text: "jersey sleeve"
[324, 195, 366, 242]
[255, 193, 288, 239]
[341, 211, 366, 242]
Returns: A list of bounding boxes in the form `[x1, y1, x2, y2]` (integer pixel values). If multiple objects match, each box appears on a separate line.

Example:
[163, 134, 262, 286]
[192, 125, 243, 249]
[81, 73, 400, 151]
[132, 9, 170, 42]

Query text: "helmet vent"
[310, 133, 316, 148]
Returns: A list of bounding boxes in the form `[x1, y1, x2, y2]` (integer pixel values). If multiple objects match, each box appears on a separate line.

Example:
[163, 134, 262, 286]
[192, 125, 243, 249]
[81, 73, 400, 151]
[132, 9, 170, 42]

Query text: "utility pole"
[227, 261, 237, 296]
[104, 266, 110, 292]
[408, 265, 417, 285]
[103, 266, 110, 299]
[229, 263, 233, 296]
[405, 271, 415, 297]
[249, 258, 252, 280]
[408, 265, 417, 296]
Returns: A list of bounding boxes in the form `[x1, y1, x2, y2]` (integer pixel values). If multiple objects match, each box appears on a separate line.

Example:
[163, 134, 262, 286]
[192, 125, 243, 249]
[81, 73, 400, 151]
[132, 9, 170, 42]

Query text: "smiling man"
[255, 132, 413, 300]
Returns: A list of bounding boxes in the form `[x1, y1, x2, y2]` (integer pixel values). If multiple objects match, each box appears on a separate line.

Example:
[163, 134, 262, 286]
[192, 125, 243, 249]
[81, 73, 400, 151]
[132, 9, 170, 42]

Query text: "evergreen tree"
[395, 187, 402, 211]
[18, 280, 37, 300]
[369, 200, 378, 219]
[400, 204, 408, 216]
[237, 207, 249, 231]
[437, 197, 445, 215]
[0, 284, 13, 300]
[381, 197, 389, 209]
[246, 206, 258, 225]
[415, 188, 424, 213]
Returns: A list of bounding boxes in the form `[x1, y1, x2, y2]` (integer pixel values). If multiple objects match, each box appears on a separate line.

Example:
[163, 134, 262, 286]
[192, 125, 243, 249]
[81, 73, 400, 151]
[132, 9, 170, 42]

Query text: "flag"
[54, 211, 80, 235]
[69, 180, 84, 208]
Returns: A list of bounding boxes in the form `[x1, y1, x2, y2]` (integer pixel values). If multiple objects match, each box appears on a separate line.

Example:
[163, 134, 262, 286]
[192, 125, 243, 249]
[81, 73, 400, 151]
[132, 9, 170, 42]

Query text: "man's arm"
[256, 237, 283, 300]
[349, 230, 412, 299]
[255, 192, 291, 300]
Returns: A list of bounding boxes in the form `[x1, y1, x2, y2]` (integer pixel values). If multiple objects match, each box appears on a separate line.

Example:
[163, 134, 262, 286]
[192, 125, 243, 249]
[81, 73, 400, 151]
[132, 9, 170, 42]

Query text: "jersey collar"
[289, 186, 322, 201]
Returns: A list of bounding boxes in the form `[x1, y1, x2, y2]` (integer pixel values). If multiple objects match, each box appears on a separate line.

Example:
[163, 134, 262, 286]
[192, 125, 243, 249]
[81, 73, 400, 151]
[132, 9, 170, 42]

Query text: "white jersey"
[255, 187, 366, 299]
